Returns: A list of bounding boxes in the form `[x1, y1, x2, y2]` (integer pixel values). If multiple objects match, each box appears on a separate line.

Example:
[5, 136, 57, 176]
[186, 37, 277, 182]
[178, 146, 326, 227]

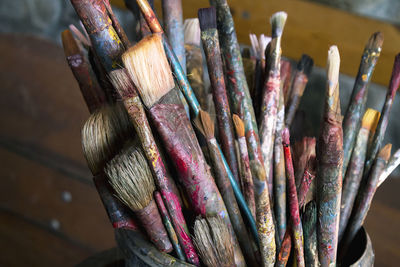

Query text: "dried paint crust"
[201, 28, 240, 184]
[123, 94, 199, 265]
[149, 89, 245, 266]
[339, 127, 369, 241]
[303, 201, 319, 267]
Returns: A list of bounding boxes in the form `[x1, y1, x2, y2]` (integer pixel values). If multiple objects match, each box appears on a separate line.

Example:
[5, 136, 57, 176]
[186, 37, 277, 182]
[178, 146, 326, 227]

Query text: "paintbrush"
[109, 69, 199, 265]
[281, 59, 292, 106]
[285, 54, 313, 127]
[198, 7, 240, 185]
[196, 110, 257, 266]
[70, 0, 124, 74]
[342, 32, 384, 177]
[275, 228, 292, 267]
[122, 33, 245, 266]
[233, 114, 256, 219]
[378, 148, 400, 187]
[105, 145, 173, 253]
[154, 191, 186, 261]
[282, 127, 305, 267]
[340, 144, 392, 259]
[259, 12, 287, 207]
[193, 217, 235, 267]
[184, 18, 208, 110]
[339, 108, 380, 241]
[273, 77, 287, 244]
[249, 33, 270, 118]
[317, 46, 343, 266]
[302, 201, 319, 267]
[162, 0, 185, 71]
[363, 54, 400, 179]
[61, 29, 106, 113]
[81, 105, 138, 230]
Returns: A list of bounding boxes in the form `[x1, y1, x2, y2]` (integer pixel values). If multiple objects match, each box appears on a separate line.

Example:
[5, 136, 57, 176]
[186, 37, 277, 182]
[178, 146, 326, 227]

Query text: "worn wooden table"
[0, 32, 398, 266]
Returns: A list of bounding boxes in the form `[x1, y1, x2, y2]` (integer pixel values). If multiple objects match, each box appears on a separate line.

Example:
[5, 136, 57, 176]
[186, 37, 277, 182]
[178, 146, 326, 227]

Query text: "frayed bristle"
[109, 69, 137, 99]
[327, 45, 340, 94]
[378, 143, 392, 161]
[122, 33, 174, 108]
[184, 18, 201, 46]
[361, 108, 380, 132]
[81, 104, 134, 174]
[366, 32, 384, 51]
[297, 54, 314, 76]
[193, 216, 234, 267]
[232, 114, 245, 138]
[199, 110, 215, 139]
[270, 11, 287, 38]
[282, 127, 290, 145]
[61, 30, 80, 57]
[105, 144, 155, 211]
[198, 7, 217, 32]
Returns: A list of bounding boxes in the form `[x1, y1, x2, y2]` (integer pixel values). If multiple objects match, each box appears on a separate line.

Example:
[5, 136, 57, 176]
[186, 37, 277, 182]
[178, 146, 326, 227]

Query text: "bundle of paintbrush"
[61, 0, 400, 266]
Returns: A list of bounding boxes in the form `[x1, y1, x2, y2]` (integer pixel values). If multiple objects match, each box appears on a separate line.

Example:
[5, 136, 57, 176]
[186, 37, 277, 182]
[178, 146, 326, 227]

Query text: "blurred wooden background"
[1, 0, 399, 266]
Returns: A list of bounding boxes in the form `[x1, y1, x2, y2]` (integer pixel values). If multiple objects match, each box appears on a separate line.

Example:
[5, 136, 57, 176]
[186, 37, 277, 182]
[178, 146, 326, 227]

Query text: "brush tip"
[361, 108, 380, 132]
[199, 110, 214, 139]
[379, 143, 392, 161]
[232, 114, 245, 138]
[366, 32, 384, 51]
[327, 45, 340, 83]
[184, 18, 201, 46]
[198, 7, 217, 31]
[122, 33, 174, 108]
[109, 69, 137, 99]
[105, 144, 155, 210]
[270, 11, 287, 38]
[61, 29, 80, 57]
[297, 54, 314, 76]
[282, 127, 290, 145]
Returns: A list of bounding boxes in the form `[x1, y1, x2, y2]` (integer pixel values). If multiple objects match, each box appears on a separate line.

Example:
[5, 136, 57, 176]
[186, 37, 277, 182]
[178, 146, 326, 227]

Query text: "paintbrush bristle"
[199, 110, 215, 139]
[378, 143, 392, 161]
[366, 32, 384, 51]
[232, 114, 245, 138]
[327, 45, 340, 94]
[109, 69, 137, 99]
[250, 34, 271, 60]
[297, 54, 314, 76]
[270, 11, 287, 38]
[122, 33, 175, 108]
[184, 18, 201, 46]
[193, 217, 234, 267]
[361, 108, 380, 132]
[61, 29, 80, 57]
[105, 144, 155, 211]
[81, 104, 133, 174]
[198, 7, 217, 32]
[249, 34, 259, 58]
[282, 127, 290, 146]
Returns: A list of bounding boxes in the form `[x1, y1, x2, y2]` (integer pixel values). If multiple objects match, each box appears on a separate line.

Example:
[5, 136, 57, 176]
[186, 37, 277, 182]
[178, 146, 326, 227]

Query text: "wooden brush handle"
[135, 199, 173, 253]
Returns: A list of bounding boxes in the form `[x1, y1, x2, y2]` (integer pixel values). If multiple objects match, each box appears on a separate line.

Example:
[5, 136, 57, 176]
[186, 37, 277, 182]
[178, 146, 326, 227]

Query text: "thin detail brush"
[378, 148, 400, 187]
[339, 108, 380, 241]
[282, 128, 305, 267]
[196, 110, 257, 266]
[198, 7, 240, 185]
[342, 32, 384, 177]
[317, 46, 343, 266]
